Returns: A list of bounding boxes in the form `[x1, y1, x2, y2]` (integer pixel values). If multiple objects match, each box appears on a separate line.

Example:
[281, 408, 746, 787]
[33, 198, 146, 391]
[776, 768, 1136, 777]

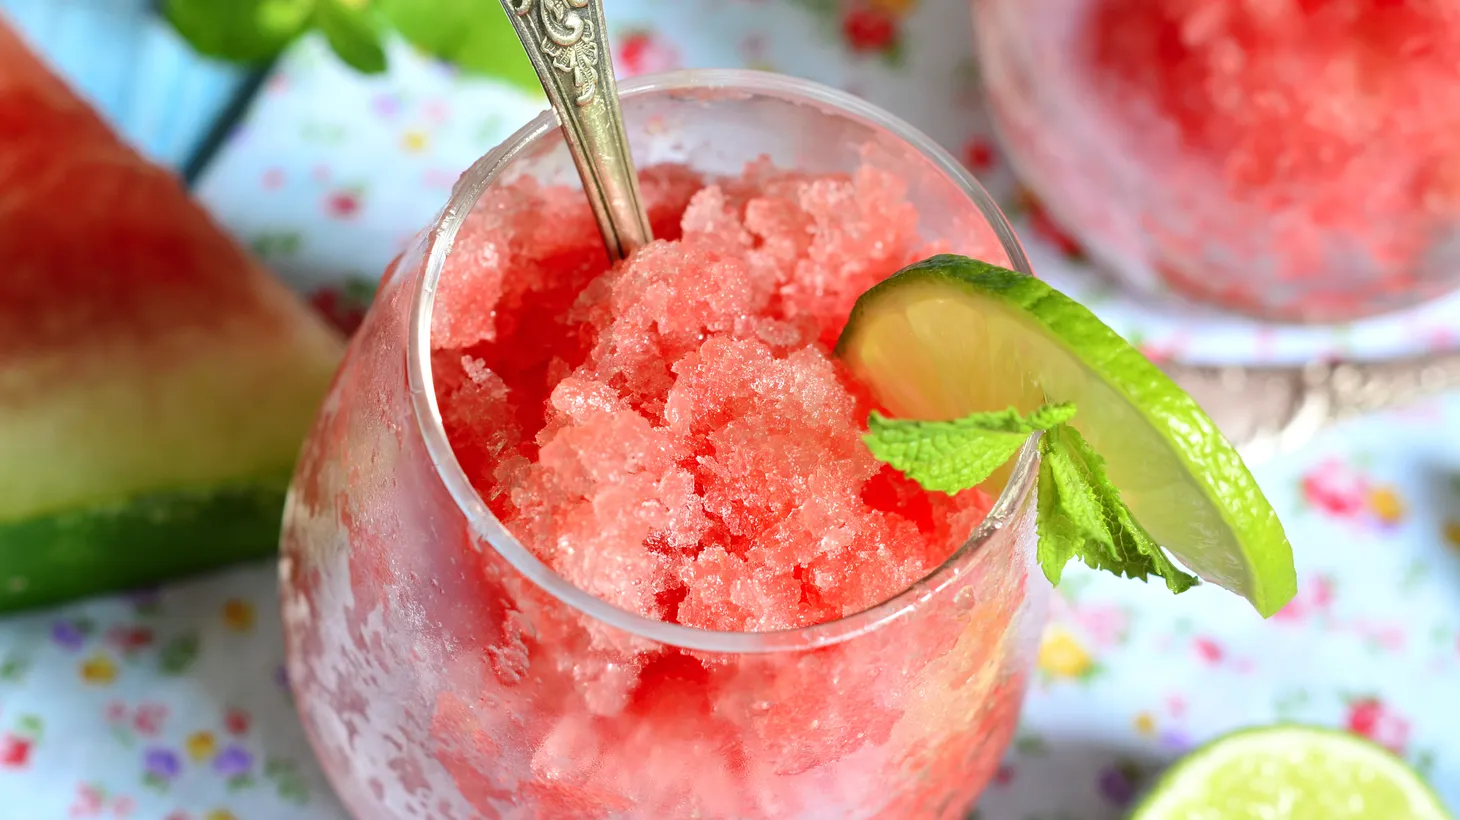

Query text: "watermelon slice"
[0, 20, 345, 612]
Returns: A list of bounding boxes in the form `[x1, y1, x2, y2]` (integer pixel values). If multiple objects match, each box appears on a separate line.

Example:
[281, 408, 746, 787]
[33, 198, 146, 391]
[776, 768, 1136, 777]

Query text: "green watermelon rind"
[0, 476, 291, 613]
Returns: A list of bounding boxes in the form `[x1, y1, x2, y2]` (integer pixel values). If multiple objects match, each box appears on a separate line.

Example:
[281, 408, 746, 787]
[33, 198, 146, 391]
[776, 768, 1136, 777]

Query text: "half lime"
[1132, 725, 1452, 819]
[835, 255, 1296, 616]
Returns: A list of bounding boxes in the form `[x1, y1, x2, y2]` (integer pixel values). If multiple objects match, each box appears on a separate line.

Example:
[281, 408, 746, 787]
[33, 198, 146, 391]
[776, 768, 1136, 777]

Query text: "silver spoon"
[499, 0, 652, 261]
[1161, 352, 1460, 464]
[497, 1, 1458, 462]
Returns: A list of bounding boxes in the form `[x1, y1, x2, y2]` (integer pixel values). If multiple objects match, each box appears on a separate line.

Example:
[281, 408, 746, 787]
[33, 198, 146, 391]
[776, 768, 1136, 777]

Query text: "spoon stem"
[501, 0, 652, 261]
[1162, 351, 1460, 463]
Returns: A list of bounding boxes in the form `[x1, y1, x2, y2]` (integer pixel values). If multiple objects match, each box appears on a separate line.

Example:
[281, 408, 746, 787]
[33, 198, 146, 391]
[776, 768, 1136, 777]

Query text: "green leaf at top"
[164, 0, 316, 63]
[315, 0, 388, 73]
[376, 0, 540, 93]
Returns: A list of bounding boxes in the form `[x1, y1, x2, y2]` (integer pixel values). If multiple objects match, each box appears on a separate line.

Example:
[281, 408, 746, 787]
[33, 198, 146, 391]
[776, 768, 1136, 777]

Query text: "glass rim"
[406, 68, 1039, 655]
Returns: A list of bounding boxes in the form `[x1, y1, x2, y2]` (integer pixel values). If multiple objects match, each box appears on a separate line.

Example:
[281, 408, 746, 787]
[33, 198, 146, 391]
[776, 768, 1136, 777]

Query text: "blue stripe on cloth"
[0, 0, 254, 172]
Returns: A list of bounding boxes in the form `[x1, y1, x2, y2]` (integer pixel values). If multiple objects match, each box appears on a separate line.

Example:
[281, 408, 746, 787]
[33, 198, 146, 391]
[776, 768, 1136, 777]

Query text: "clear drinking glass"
[280, 70, 1048, 820]
[975, 0, 1460, 323]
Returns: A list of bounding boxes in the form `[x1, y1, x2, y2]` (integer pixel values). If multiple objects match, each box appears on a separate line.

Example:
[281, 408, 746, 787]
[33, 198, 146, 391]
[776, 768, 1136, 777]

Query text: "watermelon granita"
[432, 161, 1002, 631]
[975, 0, 1460, 321]
[279, 73, 1046, 820]
[425, 160, 1028, 816]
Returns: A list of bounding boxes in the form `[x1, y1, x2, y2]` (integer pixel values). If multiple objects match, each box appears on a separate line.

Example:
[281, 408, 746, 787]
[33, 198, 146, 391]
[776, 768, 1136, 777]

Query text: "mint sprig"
[865, 403, 1074, 494]
[315, 0, 388, 73]
[374, 0, 538, 88]
[865, 404, 1199, 594]
[165, 0, 318, 64]
[164, 0, 537, 90]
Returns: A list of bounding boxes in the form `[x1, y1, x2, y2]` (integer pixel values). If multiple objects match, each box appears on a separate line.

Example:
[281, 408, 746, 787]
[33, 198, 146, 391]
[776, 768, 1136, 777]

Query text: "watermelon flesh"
[0, 20, 345, 611]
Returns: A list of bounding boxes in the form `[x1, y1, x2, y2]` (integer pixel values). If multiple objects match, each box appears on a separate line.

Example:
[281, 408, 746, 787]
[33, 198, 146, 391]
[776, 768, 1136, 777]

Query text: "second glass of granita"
[975, 0, 1460, 323]
[280, 69, 1049, 820]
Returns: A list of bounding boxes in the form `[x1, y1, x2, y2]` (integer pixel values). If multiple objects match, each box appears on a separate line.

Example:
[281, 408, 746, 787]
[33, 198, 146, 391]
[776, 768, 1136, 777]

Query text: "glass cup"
[974, 0, 1460, 323]
[280, 69, 1049, 820]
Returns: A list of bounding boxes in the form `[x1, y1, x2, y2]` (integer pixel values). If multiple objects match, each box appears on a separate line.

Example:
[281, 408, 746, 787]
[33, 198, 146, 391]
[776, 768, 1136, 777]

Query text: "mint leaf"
[1039, 426, 1198, 593]
[165, 0, 538, 88]
[865, 402, 1198, 595]
[165, 0, 315, 63]
[864, 404, 1073, 494]
[315, 0, 387, 73]
[1034, 434, 1092, 585]
[376, 0, 540, 93]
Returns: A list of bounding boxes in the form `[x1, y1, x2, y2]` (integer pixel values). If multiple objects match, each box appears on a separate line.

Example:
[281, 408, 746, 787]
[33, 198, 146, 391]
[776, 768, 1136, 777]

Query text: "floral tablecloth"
[3, 2, 1460, 818]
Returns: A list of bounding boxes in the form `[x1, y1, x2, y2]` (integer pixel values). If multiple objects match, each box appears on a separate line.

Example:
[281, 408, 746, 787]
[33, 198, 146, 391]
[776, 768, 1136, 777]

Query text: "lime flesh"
[1132, 726, 1452, 820]
[835, 255, 1296, 616]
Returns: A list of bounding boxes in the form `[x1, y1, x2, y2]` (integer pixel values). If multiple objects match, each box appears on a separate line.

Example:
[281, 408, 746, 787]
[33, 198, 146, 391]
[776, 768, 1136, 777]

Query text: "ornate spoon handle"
[500, 0, 652, 261]
[1161, 352, 1460, 463]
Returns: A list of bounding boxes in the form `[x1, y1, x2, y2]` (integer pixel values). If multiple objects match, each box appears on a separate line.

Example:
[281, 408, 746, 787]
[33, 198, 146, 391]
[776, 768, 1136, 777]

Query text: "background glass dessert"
[975, 0, 1460, 323]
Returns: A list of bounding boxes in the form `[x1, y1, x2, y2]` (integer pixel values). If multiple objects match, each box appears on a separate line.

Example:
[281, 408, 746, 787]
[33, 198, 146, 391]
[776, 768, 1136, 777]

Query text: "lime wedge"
[835, 255, 1295, 616]
[1132, 725, 1452, 819]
